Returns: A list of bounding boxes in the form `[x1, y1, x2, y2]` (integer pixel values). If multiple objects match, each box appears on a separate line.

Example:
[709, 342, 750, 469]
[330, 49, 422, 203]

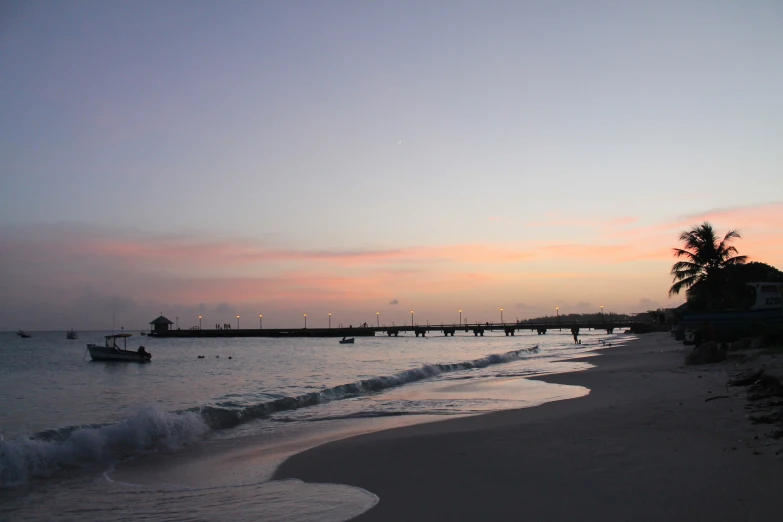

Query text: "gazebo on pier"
[149, 315, 174, 334]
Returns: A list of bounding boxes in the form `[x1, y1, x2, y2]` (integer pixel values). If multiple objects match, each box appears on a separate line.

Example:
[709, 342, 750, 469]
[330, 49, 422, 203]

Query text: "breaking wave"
[0, 345, 537, 486]
[0, 406, 207, 487]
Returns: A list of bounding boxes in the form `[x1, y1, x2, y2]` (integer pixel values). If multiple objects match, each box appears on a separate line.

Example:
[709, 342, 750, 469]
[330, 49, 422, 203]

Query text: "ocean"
[0, 328, 629, 520]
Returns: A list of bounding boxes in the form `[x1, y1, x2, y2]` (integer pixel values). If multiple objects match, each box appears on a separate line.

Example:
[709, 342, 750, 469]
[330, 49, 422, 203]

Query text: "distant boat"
[140, 332, 147, 336]
[16, 330, 31, 338]
[87, 334, 151, 362]
[339, 337, 355, 344]
[66, 329, 78, 340]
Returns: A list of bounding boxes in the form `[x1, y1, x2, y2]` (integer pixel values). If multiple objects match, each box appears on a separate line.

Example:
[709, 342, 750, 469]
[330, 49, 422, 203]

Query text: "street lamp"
[236, 315, 240, 329]
[459, 309, 462, 325]
[198, 315, 202, 330]
[500, 308, 504, 324]
[304, 313, 307, 329]
[376, 312, 379, 327]
[259, 314, 263, 329]
[600, 305, 604, 322]
[556, 307, 559, 322]
[411, 310, 414, 327]
[328, 312, 331, 329]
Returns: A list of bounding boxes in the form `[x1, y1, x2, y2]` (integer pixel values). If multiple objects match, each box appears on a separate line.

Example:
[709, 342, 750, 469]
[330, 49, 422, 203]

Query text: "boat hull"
[87, 344, 151, 362]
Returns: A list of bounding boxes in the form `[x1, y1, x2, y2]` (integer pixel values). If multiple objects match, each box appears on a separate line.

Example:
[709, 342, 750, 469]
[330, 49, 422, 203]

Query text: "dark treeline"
[518, 312, 634, 323]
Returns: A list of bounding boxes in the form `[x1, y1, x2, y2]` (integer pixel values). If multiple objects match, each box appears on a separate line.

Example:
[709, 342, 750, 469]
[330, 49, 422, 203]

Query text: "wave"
[0, 406, 207, 487]
[194, 345, 539, 429]
[0, 345, 537, 486]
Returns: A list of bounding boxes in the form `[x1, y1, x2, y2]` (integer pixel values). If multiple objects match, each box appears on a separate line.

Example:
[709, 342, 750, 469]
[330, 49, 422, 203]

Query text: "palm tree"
[669, 222, 747, 302]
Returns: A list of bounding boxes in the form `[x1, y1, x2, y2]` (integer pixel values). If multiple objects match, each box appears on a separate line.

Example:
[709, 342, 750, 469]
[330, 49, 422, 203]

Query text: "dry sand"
[274, 333, 783, 521]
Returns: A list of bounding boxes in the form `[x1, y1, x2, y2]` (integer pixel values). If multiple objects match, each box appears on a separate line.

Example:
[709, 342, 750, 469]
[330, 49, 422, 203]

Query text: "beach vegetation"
[686, 262, 783, 310]
[669, 222, 748, 308]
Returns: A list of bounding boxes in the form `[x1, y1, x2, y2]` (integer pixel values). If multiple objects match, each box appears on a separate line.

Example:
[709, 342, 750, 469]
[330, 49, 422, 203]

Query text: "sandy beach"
[275, 333, 783, 521]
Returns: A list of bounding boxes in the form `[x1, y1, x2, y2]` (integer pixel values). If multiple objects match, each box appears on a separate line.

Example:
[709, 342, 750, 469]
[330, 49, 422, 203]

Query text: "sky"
[1, 1, 782, 330]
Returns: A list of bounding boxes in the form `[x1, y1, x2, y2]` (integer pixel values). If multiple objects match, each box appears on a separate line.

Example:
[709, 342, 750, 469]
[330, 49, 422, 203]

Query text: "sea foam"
[0, 406, 207, 486]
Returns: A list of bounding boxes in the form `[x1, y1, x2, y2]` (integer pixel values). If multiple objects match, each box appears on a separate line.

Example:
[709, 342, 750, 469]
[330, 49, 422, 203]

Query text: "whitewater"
[0, 329, 629, 520]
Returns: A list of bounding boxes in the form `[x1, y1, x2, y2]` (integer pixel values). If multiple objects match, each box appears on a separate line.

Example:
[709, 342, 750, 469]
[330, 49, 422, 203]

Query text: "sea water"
[0, 329, 629, 520]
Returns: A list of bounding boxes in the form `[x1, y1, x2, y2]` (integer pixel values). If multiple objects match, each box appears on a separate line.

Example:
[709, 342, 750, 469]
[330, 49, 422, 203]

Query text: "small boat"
[66, 329, 78, 340]
[140, 332, 147, 336]
[17, 330, 31, 338]
[87, 334, 151, 362]
[339, 337, 355, 344]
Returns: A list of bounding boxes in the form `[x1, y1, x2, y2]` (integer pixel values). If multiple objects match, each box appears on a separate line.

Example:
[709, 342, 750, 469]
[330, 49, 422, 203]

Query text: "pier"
[147, 320, 639, 338]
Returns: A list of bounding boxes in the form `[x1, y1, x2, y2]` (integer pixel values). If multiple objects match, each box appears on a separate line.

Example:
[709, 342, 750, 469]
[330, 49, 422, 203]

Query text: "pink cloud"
[3, 215, 781, 330]
[676, 201, 783, 226]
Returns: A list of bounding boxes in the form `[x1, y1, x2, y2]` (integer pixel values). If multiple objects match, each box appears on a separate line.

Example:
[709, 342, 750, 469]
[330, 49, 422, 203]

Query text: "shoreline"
[274, 333, 783, 521]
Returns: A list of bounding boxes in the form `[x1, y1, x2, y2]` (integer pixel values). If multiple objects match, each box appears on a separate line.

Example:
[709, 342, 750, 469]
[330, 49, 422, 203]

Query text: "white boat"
[66, 329, 78, 340]
[87, 334, 151, 362]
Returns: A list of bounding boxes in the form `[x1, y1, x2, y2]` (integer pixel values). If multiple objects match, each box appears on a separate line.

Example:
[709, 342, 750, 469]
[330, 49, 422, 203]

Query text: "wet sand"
[275, 333, 783, 521]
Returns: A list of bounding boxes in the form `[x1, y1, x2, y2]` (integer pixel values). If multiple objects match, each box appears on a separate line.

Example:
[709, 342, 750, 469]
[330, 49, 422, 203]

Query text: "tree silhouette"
[669, 222, 747, 307]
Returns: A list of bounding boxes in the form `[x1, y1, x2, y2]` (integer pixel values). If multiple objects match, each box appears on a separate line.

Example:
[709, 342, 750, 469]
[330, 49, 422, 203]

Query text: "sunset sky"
[2, 1, 782, 330]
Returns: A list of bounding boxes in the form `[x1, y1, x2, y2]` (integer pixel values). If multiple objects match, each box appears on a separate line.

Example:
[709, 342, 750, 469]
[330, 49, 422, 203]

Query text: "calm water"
[0, 329, 629, 520]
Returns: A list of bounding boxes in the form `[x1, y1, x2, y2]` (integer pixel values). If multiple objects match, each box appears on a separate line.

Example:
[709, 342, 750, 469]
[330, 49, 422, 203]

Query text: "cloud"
[4, 219, 778, 329]
[638, 298, 660, 310]
[569, 301, 593, 310]
[215, 302, 237, 315]
[677, 201, 783, 224]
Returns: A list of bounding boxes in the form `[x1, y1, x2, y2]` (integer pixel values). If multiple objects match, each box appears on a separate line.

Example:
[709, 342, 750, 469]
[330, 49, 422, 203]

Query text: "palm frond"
[669, 274, 698, 296]
[723, 255, 748, 265]
[672, 248, 698, 260]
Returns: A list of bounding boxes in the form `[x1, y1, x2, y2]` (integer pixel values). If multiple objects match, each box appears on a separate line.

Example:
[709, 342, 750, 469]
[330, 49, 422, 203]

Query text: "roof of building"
[149, 315, 174, 325]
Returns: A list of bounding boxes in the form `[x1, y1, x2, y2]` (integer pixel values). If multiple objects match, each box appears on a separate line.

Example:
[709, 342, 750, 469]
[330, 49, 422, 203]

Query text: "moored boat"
[66, 329, 78, 340]
[87, 334, 151, 362]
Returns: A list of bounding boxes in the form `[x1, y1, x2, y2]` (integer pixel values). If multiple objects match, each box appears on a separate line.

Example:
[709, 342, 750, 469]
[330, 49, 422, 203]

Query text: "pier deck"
[147, 320, 639, 338]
